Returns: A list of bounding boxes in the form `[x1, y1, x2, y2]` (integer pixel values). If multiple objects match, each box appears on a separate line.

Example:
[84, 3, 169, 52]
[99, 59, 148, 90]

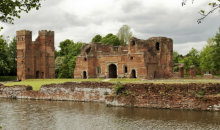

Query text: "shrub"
[114, 82, 125, 95]
[196, 89, 205, 98]
[104, 91, 109, 95]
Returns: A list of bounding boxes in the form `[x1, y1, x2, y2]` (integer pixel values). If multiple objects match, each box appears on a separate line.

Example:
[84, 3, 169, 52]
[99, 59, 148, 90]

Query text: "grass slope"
[3, 78, 220, 91]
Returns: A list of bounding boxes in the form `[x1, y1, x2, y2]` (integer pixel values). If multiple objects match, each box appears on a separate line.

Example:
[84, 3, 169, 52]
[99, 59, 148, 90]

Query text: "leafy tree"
[8, 37, 17, 75]
[91, 34, 102, 43]
[59, 39, 73, 56]
[200, 38, 216, 73]
[100, 33, 120, 46]
[180, 48, 200, 72]
[56, 40, 83, 78]
[117, 25, 133, 45]
[0, 36, 10, 75]
[0, 0, 42, 24]
[212, 27, 220, 71]
[55, 56, 65, 78]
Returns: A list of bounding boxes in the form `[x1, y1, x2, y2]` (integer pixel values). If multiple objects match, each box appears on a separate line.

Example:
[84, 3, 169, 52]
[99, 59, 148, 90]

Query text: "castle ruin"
[74, 37, 173, 79]
[16, 30, 55, 81]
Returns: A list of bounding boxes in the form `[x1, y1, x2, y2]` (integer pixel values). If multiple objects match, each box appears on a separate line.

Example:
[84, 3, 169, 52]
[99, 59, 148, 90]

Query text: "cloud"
[0, 0, 219, 55]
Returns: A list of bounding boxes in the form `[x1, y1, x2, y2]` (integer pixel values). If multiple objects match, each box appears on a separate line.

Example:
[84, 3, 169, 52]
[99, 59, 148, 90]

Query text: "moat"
[0, 99, 220, 130]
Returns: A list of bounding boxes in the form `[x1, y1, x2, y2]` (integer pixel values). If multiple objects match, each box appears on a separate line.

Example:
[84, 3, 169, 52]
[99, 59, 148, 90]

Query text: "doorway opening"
[83, 71, 87, 79]
[131, 69, 136, 78]
[108, 64, 117, 78]
[36, 71, 40, 78]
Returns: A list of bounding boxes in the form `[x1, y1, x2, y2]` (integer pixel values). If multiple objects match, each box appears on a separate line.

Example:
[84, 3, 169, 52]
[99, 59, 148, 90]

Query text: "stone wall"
[0, 82, 220, 111]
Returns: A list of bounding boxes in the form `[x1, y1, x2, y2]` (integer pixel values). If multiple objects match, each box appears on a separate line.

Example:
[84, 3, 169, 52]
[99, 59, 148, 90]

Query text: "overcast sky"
[1, 0, 220, 55]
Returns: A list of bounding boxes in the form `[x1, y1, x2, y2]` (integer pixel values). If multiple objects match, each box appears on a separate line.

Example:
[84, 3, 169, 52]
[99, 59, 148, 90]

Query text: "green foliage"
[100, 33, 121, 46]
[117, 25, 133, 45]
[114, 82, 125, 95]
[55, 56, 65, 78]
[180, 48, 200, 72]
[212, 28, 220, 71]
[0, 36, 10, 75]
[104, 91, 109, 95]
[196, 89, 205, 98]
[200, 38, 216, 73]
[8, 38, 17, 75]
[56, 40, 83, 78]
[0, 0, 42, 24]
[91, 34, 102, 43]
[0, 37, 17, 76]
[0, 76, 17, 81]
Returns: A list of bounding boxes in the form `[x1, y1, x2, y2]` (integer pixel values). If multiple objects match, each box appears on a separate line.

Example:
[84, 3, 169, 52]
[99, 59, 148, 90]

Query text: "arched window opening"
[86, 47, 91, 54]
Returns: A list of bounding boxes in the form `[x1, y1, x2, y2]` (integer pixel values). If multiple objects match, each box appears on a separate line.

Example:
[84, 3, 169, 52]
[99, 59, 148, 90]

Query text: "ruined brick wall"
[16, 30, 55, 81]
[74, 36, 173, 79]
[1, 82, 220, 111]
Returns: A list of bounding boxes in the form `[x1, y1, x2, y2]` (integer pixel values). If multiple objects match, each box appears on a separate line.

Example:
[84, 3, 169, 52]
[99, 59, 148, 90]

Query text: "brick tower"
[16, 30, 55, 81]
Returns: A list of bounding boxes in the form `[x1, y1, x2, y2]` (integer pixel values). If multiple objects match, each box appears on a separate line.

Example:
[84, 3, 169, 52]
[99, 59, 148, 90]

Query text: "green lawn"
[3, 78, 220, 91]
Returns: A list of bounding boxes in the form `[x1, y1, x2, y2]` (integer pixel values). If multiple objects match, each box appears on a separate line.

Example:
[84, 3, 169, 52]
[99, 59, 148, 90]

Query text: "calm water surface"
[0, 99, 220, 130]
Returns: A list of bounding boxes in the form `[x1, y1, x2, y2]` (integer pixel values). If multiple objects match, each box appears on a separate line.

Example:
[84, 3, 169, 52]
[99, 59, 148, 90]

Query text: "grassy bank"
[3, 78, 220, 91]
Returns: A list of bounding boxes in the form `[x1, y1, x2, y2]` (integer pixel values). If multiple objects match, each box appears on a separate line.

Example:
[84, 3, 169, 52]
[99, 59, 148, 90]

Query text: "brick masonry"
[0, 82, 220, 111]
[74, 37, 173, 79]
[16, 30, 55, 81]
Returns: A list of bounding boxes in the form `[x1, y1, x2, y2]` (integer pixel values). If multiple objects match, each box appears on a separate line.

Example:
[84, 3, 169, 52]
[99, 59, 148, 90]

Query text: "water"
[0, 99, 220, 130]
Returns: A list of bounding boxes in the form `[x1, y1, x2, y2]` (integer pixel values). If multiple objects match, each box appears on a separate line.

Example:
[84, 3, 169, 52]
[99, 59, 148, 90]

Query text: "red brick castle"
[16, 30, 55, 81]
[74, 37, 173, 79]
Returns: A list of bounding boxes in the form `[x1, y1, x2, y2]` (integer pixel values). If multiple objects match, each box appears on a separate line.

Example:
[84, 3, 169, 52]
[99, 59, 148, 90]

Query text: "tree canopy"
[55, 39, 83, 78]
[100, 33, 121, 46]
[0, 0, 42, 24]
[91, 34, 102, 43]
[117, 25, 133, 45]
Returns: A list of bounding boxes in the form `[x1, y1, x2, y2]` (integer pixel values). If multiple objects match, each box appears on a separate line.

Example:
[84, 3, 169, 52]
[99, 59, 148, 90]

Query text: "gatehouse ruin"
[16, 30, 55, 81]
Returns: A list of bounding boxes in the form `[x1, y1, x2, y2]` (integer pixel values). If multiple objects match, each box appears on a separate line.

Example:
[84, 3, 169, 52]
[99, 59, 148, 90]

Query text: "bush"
[196, 89, 205, 98]
[114, 82, 125, 95]
[104, 91, 109, 95]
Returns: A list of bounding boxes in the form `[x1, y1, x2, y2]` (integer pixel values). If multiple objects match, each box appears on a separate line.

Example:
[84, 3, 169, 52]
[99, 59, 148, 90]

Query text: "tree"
[182, 0, 220, 23]
[56, 40, 83, 78]
[59, 39, 73, 56]
[212, 27, 220, 71]
[0, 36, 10, 75]
[0, 0, 42, 24]
[117, 25, 133, 45]
[8, 37, 17, 75]
[91, 34, 102, 43]
[200, 38, 215, 73]
[180, 48, 200, 72]
[100, 33, 120, 46]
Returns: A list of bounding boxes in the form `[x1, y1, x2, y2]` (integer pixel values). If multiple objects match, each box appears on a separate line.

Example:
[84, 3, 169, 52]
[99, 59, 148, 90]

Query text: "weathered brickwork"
[74, 37, 173, 79]
[16, 30, 55, 81]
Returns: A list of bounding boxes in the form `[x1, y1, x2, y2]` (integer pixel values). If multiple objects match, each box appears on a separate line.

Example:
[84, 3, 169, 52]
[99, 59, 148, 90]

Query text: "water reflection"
[0, 99, 220, 130]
